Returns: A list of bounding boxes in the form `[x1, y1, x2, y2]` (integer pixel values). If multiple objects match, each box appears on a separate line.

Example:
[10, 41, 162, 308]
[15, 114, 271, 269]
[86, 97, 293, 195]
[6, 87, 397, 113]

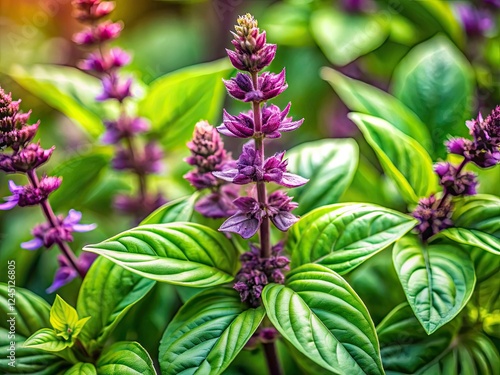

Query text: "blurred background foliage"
[0, 0, 499, 372]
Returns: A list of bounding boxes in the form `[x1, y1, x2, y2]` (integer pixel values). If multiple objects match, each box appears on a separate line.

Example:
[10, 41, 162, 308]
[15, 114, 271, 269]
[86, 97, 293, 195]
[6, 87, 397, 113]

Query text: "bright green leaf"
[96, 342, 156, 375]
[139, 59, 232, 149]
[423, 332, 500, 374]
[83, 223, 238, 287]
[65, 363, 97, 375]
[9, 65, 115, 138]
[452, 195, 500, 235]
[393, 235, 476, 334]
[141, 193, 200, 225]
[159, 288, 265, 375]
[436, 228, 500, 256]
[289, 203, 417, 274]
[77, 257, 155, 353]
[377, 303, 459, 374]
[349, 113, 436, 204]
[262, 264, 384, 375]
[50, 296, 79, 336]
[24, 328, 69, 352]
[286, 139, 358, 215]
[311, 7, 389, 66]
[320, 67, 432, 150]
[392, 35, 474, 157]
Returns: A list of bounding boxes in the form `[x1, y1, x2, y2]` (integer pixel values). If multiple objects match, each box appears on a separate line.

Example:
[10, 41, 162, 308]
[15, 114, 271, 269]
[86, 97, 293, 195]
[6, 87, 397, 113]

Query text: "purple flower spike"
[0, 178, 60, 210]
[412, 194, 453, 241]
[219, 197, 264, 238]
[96, 73, 133, 102]
[102, 116, 150, 145]
[0, 143, 54, 173]
[267, 191, 299, 231]
[218, 110, 255, 138]
[46, 252, 98, 293]
[434, 162, 478, 196]
[223, 69, 287, 103]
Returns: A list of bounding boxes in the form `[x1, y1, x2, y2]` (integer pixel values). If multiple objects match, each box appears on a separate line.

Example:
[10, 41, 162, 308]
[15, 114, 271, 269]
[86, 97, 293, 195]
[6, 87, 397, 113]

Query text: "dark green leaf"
[9, 65, 115, 138]
[377, 303, 459, 374]
[289, 203, 417, 274]
[321, 67, 432, 150]
[393, 235, 476, 334]
[139, 59, 232, 149]
[76, 257, 155, 354]
[96, 342, 156, 375]
[286, 139, 358, 215]
[141, 193, 199, 225]
[83, 223, 237, 287]
[159, 288, 264, 375]
[311, 7, 389, 66]
[392, 35, 473, 157]
[349, 113, 436, 204]
[262, 264, 384, 375]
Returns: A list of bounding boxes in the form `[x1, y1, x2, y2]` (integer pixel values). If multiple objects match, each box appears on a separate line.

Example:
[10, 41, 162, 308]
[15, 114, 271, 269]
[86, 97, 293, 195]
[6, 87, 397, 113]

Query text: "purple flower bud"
[261, 103, 303, 139]
[219, 197, 264, 239]
[21, 209, 96, 250]
[46, 252, 98, 293]
[218, 110, 255, 138]
[0, 143, 54, 173]
[95, 20, 122, 42]
[412, 194, 453, 241]
[194, 185, 238, 219]
[79, 48, 130, 73]
[260, 327, 279, 343]
[102, 116, 149, 144]
[456, 4, 494, 36]
[266, 191, 299, 231]
[223, 69, 288, 103]
[0, 177, 61, 210]
[96, 73, 133, 102]
[434, 162, 478, 196]
[73, 29, 96, 45]
[446, 137, 468, 156]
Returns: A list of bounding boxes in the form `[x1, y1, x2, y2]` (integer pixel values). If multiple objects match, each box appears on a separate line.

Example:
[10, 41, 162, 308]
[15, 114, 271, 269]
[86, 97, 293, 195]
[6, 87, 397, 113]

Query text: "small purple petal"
[271, 212, 298, 232]
[21, 237, 44, 251]
[279, 173, 309, 188]
[0, 198, 19, 210]
[219, 213, 261, 239]
[212, 169, 238, 182]
[72, 223, 97, 232]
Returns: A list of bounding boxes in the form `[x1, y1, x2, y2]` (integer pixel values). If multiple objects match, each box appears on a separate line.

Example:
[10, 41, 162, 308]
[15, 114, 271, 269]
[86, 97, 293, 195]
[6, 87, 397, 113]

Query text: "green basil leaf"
[96, 342, 156, 375]
[393, 235, 476, 334]
[452, 195, 500, 235]
[436, 228, 500, 256]
[321, 67, 432, 150]
[262, 264, 384, 375]
[377, 303, 459, 374]
[311, 7, 389, 66]
[139, 59, 232, 149]
[471, 247, 500, 283]
[77, 257, 155, 353]
[24, 328, 68, 352]
[286, 139, 358, 215]
[64, 363, 97, 375]
[289, 203, 417, 274]
[141, 193, 200, 225]
[159, 288, 264, 375]
[392, 35, 473, 157]
[423, 332, 500, 374]
[9, 65, 115, 138]
[83, 223, 237, 287]
[49, 149, 111, 211]
[349, 113, 436, 204]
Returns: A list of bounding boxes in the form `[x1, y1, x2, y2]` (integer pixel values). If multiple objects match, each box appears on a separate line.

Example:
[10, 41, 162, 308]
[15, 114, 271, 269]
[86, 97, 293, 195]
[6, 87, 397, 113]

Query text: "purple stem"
[263, 341, 283, 375]
[251, 72, 271, 259]
[26, 170, 85, 278]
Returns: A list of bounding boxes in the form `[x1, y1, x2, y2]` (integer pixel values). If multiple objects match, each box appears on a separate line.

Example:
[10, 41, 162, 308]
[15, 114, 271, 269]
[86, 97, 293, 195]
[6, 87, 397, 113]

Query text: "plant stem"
[251, 72, 271, 259]
[26, 170, 84, 278]
[263, 342, 283, 375]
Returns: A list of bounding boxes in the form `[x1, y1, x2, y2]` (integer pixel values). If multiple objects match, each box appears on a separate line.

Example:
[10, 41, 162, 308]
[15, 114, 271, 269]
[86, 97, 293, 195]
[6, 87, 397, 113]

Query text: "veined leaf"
[286, 139, 358, 215]
[349, 113, 436, 204]
[393, 235, 476, 334]
[141, 193, 199, 225]
[377, 303, 459, 374]
[65, 363, 97, 375]
[77, 257, 156, 354]
[139, 59, 232, 149]
[83, 223, 238, 287]
[262, 264, 384, 375]
[289, 203, 417, 274]
[96, 342, 156, 375]
[436, 228, 500, 256]
[24, 329, 68, 352]
[9, 65, 115, 138]
[320, 67, 432, 150]
[452, 195, 500, 235]
[392, 35, 473, 157]
[159, 288, 264, 375]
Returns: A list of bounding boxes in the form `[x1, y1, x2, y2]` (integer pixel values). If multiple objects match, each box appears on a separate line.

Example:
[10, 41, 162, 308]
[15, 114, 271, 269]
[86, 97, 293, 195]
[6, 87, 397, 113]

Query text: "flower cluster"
[413, 106, 499, 241]
[456, 2, 496, 37]
[233, 243, 290, 306]
[73, 0, 164, 220]
[210, 14, 306, 305]
[184, 121, 238, 218]
[0, 87, 96, 292]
